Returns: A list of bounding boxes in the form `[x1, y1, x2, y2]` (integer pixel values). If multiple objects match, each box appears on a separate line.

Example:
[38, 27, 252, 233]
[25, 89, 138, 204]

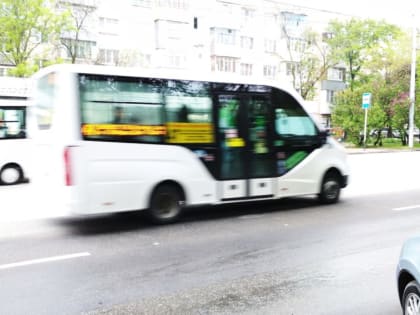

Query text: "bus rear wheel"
[147, 184, 184, 224]
[0, 164, 23, 185]
[318, 172, 341, 204]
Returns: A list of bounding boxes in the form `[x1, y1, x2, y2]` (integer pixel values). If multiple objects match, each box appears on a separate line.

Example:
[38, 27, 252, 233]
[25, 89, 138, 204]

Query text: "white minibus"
[30, 64, 349, 223]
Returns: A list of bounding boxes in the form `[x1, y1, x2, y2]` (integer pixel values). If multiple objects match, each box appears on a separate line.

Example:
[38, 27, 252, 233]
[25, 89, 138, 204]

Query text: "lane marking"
[392, 205, 420, 212]
[238, 214, 264, 220]
[0, 252, 91, 270]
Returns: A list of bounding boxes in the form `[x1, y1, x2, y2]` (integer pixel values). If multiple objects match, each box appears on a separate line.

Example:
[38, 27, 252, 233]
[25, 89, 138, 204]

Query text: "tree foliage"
[326, 18, 402, 91]
[284, 29, 333, 100]
[332, 60, 420, 146]
[0, 0, 70, 77]
[332, 85, 386, 145]
[59, 0, 97, 64]
[328, 18, 420, 147]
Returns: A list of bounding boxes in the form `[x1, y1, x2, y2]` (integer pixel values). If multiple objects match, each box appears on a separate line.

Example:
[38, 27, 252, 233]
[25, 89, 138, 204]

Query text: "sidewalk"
[345, 147, 420, 154]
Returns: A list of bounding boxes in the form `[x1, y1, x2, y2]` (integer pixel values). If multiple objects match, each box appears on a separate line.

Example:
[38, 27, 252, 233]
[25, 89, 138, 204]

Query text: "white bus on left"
[0, 77, 31, 185]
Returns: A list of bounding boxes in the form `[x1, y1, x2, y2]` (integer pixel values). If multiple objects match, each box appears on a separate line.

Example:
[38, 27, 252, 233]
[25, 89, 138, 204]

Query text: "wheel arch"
[1, 162, 23, 171]
[0, 162, 24, 184]
[398, 270, 416, 306]
[148, 180, 187, 208]
[320, 167, 345, 191]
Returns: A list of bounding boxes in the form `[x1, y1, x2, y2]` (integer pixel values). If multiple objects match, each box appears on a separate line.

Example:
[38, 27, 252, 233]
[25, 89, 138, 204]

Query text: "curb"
[345, 148, 420, 154]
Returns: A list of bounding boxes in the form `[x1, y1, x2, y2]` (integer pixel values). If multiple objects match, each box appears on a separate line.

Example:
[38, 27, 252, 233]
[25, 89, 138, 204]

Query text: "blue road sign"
[362, 92, 371, 109]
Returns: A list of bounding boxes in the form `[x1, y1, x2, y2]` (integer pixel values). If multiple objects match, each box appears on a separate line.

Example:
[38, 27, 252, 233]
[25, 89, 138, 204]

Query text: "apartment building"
[0, 0, 347, 126]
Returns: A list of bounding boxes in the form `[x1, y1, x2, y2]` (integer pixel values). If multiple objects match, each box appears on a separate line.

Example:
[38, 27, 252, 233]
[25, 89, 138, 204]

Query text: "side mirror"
[319, 130, 329, 144]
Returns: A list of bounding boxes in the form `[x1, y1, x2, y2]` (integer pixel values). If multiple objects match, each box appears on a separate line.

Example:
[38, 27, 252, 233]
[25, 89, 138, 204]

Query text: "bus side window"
[273, 90, 317, 137]
[80, 75, 164, 143]
[0, 108, 26, 139]
[272, 89, 318, 175]
[164, 80, 214, 144]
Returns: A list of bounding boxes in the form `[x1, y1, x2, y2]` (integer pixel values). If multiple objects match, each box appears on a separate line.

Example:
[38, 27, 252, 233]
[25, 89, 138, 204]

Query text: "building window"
[142, 54, 152, 66]
[155, 20, 187, 49]
[240, 36, 253, 49]
[132, 0, 151, 7]
[240, 63, 253, 76]
[265, 13, 279, 25]
[214, 28, 236, 46]
[289, 38, 306, 52]
[220, 2, 234, 14]
[167, 55, 186, 68]
[327, 68, 345, 81]
[99, 17, 119, 35]
[0, 67, 9, 77]
[99, 17, 119, 27]
[241, 7, 255, 23]
[264, 39, 277, 53]
[322, 32, 334, 41]
[212, 56, 237, 73]
[156, 0, 188, 9]
[281, 12, 307, 38]
[263, 65, 276, 79]
[286, 62, 299, 76]
[326, 90, 335, 104]
[98, 49, 119, 65]
[62, 39, 96, 59]
[167, 21, 185, 40]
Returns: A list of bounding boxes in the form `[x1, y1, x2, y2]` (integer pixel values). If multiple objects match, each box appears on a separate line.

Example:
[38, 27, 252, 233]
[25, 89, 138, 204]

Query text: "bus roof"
[0, 99, 28, 107]
[31, 64, 305, 103]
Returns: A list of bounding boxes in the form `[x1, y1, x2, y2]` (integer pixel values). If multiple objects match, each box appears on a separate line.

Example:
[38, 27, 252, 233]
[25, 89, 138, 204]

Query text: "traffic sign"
[362, 92, 371, 109]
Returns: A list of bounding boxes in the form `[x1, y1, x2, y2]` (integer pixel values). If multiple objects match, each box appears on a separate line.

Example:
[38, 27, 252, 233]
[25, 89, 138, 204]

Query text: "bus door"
[216, 94, 276, 201]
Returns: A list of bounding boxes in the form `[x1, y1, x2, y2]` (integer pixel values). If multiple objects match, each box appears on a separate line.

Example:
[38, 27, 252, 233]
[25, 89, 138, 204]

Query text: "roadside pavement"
[345, 147, 420, 154]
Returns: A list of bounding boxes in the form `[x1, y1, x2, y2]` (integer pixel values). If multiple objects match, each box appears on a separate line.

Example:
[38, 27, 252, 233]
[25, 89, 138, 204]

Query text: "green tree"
[332, 84, 387, 146]
[0, 0, 69, 77]
[326, 18, 401, 91]
[58, 0, 97, 64]
[285, 30, 334, 100]
[332, 64, 418, 147]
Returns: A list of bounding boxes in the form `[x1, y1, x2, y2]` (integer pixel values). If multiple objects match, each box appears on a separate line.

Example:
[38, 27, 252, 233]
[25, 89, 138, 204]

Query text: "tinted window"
[34, 74, 55, 130]
[0, 107, 26, 139]
[79, 75, 214, 144]
[273, 89, 317, 137]
[272, 88, 320, 176]
[79, 75, 165, 143]
[165, 80, 214, 144]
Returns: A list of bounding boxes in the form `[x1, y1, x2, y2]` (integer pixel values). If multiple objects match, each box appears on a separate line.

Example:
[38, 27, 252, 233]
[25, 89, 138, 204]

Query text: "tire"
[0, 165, 23, 185]
[147, 184, 184, 224]
[318, 172, 341, 204]
[403, 280, 420, 315]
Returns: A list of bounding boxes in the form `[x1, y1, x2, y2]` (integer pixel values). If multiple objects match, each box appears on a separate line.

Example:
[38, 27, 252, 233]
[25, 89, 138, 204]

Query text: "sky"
[285, 0, 420, 27]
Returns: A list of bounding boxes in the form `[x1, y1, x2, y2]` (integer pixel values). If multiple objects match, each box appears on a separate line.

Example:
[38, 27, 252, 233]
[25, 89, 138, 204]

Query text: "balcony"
[321, 80, 346, 91]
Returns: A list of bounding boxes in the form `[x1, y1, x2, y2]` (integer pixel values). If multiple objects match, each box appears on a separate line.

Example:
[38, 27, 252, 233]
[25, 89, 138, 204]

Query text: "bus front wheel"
[318, 171, 341, 204]
[0, 164, 23, 185]
[147, 184, 184, 224]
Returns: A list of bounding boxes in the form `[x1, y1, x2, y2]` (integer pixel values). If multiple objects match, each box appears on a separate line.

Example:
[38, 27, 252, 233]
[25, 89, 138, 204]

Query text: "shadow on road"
[56, 196, 330, 236]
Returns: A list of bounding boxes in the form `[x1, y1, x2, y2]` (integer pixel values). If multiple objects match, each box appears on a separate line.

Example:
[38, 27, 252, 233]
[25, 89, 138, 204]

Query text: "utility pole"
[408, 14, 417, 149]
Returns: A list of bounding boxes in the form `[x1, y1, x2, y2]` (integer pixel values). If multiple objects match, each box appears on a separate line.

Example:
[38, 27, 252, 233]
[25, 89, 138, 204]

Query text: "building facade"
[1, 0, 348, 127]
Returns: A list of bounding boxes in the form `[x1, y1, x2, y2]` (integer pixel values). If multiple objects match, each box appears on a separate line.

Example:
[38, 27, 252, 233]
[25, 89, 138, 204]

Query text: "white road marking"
[238, 214, 264, 220]
[392, 205, 420, 212]
[0, 252, 91, 270]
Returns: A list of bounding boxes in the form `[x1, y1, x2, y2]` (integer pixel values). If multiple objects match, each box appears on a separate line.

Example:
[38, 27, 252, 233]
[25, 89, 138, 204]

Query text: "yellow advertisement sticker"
[226, 137, 245, 147]
[166, 122, 214, 144]
[82, 124, 167, 136]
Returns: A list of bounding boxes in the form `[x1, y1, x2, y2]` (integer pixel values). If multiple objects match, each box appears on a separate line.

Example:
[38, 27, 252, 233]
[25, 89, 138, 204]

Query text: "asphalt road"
[1, 151, 420, 315]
